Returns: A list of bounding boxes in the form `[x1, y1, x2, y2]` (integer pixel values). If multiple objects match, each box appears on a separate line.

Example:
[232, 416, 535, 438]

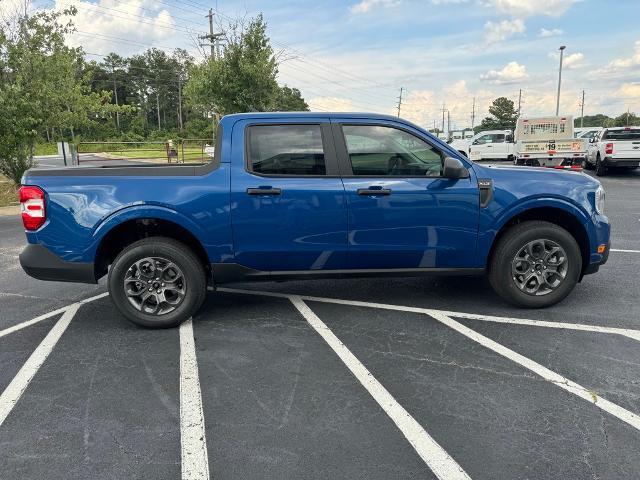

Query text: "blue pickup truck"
[19, 112, 610, 327]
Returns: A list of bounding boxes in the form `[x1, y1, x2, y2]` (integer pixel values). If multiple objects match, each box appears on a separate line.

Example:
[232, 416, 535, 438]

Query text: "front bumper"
[583, 241, 610, 276]
[20, 244, 97, 284]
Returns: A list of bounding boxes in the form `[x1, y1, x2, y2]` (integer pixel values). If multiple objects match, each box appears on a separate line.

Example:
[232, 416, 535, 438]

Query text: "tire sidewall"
[491, 224, 581, 308]
[108, 239, 205, 328]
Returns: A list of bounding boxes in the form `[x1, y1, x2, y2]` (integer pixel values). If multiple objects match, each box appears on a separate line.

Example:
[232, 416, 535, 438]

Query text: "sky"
[7, 0, 640, 131]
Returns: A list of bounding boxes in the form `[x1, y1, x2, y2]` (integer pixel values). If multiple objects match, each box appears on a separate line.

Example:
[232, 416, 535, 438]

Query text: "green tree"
[613, 112, 640, 126]
[274, 85, 309, 111]
[574, 114, 611, 128]
[185, 14, 305, 118]
[479, 97, 519, 131]
[0, 7, 121, 183]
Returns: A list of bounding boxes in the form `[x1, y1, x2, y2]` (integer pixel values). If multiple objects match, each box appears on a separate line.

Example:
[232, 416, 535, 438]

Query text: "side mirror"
[471, 140, 479, 145]
[443, 156, 470, 179]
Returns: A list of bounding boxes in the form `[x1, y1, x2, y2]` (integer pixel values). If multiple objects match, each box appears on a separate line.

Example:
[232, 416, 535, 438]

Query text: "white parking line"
[0, 304, 80, 427]
[222, 288, 640, 433]
[290, 296, 471, 480]
[219, 288, 640, 342]
[427, 311, 640, 432]
[611, 248, 640, 253]
[0, 291, 109, 339]
[179, 318, 210, 480]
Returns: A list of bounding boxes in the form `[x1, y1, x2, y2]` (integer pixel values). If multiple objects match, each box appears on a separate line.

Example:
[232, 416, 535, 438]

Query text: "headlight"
[595, 185, 605, 214]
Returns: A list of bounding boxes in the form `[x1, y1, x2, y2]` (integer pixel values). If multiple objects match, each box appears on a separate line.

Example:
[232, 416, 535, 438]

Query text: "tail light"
[605, 143, 614, 155]
[19, 186, 46, 231]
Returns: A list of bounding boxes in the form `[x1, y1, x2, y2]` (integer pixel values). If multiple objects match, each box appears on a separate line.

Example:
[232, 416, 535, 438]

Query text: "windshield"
[603, 129, 640, 140]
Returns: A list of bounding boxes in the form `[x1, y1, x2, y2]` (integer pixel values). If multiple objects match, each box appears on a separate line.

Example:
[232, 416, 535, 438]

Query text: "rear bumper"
[603, 157, 640, 167]
[19, 244, 97, 284]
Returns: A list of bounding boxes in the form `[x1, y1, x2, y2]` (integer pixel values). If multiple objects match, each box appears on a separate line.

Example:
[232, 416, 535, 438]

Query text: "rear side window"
[342, 125, 443, 177]
[602, 129, 640, 141]
[247, 124, 326, 175]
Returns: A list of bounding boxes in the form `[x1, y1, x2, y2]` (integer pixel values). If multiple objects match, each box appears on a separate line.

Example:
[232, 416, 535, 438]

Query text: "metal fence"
[77, 139, 214, 164]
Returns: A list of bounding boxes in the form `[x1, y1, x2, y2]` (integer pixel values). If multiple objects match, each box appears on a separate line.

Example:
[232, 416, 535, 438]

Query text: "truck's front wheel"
[108, 237, 207, 328]
[489, 221, 581, 308]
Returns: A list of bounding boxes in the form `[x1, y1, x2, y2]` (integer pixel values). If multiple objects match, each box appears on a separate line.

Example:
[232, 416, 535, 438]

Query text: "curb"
[0, 205, 20, 216]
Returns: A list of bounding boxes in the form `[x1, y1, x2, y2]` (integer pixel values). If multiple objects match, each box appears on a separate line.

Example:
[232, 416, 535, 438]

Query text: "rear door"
[230, 119, 348, 271]
[332, 120, 480, 270]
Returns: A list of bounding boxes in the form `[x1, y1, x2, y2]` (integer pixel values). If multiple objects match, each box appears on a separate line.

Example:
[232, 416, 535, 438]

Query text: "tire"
[458, 150, 468, 158]
[595, 154, 607, 176]
[488, 221, 582, 308]
[108, 237, 207, 328]
[582, 156, 594, 170]
[507, 154, 515, 163]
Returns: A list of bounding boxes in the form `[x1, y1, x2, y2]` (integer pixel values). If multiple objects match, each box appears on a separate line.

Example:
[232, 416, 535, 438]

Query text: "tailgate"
[610, 140, 640, 154]
[519, 139, 585, 155]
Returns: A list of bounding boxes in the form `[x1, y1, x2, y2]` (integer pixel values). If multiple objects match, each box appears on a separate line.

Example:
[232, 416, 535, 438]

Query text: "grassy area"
[0, 174, 19, 208]
[33, 143, 58, 156]
[89, 147, 210, 163]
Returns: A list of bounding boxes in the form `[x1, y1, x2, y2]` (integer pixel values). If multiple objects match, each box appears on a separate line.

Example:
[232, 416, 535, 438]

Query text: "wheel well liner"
[488, 207, 590, 274]
[94, 218, 210, 281]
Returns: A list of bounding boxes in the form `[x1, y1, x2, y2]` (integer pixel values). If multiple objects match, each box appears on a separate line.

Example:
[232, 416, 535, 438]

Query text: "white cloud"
[616, 83, 640, 98]
[484, 18, 525, 44]
[597, 40, 640, 73]
[486, 0, 575, 17]
[538, 28, 563, 37]
[58, 0, 177, 56]
[480, 61, 528, 84]
[548, 51, 584, 69]
[349, 0, 400, 14]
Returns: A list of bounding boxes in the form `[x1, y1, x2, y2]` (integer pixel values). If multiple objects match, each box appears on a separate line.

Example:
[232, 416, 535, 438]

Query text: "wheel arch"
[92, 206, 210, 281]
[487, 203, 591, 275]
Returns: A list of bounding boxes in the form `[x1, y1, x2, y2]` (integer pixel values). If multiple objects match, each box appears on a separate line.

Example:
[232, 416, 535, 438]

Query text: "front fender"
[477, 195, 596, 267]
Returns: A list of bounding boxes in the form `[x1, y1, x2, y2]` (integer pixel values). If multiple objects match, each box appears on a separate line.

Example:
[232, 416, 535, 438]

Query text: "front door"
[231, 120, 348, 272]
[333, 121, 480, 269]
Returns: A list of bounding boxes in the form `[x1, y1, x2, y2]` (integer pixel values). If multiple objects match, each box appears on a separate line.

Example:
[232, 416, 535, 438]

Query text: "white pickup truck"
[449, 129, 515, 161]
[514, 116, 585, 170]
[585, 126, 640, 176]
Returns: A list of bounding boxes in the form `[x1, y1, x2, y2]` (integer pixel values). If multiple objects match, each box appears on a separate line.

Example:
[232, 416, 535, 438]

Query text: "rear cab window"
[602, 129, 640, 141]
[246, 124, 327, 175]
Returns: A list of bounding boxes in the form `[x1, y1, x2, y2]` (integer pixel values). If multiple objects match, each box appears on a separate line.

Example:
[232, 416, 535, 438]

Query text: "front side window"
[342, 125, 443, 177]
[247, 124, 326, 175]
[475, 134, 493, 144]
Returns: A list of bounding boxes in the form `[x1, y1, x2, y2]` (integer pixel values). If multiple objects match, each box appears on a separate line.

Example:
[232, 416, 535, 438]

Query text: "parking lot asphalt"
[0, 167, 639, 479]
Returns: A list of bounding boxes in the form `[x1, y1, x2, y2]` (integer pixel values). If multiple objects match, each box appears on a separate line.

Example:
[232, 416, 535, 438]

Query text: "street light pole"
[555, 45, 566, 116]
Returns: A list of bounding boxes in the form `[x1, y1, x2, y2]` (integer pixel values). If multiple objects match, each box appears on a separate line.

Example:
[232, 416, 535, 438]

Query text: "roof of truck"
[222, 111, 404, 121]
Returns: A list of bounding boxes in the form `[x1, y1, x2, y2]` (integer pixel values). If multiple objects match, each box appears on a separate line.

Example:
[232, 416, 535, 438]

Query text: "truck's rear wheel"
[108, 237, 206, 328]
[595, 154, 607, 176]
[489, 221, 581, 308]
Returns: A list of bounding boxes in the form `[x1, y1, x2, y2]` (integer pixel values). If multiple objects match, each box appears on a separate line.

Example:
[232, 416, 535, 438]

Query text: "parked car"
[450, 129, 515, 161]
[19, 112, 610, 328]
[514, 116, 585, 170]
[585, 126, 640, 176]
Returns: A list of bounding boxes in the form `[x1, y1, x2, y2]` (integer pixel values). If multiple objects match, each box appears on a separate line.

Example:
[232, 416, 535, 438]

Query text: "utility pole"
[447, 110, 451, 136]
[626, 108, 630, 126]
[111, 62, 120, 130]
[556, 45, 566, 116]
[517, 89, 522, 117]
[200, 9, 224, 60]
[396, 87, 403, 117]
[441, 104, 446, 134]
[579, 90, 585, 127]
[471, 97, 476, 129]
[177, 76, 184, 132]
